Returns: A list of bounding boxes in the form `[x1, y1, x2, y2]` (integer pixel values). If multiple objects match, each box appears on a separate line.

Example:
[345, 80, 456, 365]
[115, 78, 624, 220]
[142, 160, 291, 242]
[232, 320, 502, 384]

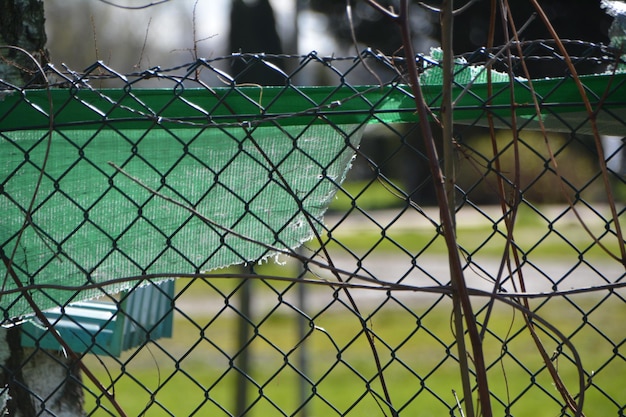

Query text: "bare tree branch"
[96, 0, 171, 9]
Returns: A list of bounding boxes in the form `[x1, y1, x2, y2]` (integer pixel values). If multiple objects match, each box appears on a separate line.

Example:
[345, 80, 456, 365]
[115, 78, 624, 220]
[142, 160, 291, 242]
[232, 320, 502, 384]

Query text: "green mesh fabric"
[418, 58, 626, 135]
[0, 87, 375, 319]
[2, 122, 363, 318]
[1, 71, 625, 319]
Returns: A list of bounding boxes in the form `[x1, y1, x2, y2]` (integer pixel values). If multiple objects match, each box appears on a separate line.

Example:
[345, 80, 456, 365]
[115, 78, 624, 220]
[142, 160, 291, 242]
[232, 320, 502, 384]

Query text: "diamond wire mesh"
[0, 44, 624, 417]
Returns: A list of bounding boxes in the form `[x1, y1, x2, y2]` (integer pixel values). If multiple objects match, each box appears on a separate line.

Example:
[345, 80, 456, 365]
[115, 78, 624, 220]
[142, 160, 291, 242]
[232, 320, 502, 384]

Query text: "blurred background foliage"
[43, 0, 612, 71]
[40, 0, 622, 206]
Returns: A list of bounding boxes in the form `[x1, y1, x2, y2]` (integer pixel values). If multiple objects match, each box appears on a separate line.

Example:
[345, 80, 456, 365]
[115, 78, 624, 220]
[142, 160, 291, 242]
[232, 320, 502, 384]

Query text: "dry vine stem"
[242, 135, 397, 416]
[439, 2, 476, 417]
[364, 1, 492, 417]
[483, 2, 586, 415]
[529, 0, 626, 266]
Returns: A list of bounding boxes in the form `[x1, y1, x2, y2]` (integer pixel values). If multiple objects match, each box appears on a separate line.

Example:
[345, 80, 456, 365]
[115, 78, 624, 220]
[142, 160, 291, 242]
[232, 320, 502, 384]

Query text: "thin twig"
[1, 271, 624, 300]
[440, 1, 476, 416]
[481, 2, 590, 415]
[481, 0, 523, 340]
[242, 123, 395, 416]
[134, 17, 152, 69]
[529, 0, 626, 267]
[417, 0, 481, 16]
[96, 0, 171, 9]
[364, 1, 493, 415]
[112, 123, 399, 415]
[346, 0, 384, 87]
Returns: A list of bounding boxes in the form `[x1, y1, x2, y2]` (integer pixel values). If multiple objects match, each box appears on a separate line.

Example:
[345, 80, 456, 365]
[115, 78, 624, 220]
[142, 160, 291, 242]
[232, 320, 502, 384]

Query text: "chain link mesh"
[0, 43, 624, 416]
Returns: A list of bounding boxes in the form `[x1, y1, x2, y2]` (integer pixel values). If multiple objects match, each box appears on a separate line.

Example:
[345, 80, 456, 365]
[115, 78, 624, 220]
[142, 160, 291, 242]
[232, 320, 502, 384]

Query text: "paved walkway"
[324, 204, 619, 232]
[176, 205, 625, 316]
[177, 251, 625, 317]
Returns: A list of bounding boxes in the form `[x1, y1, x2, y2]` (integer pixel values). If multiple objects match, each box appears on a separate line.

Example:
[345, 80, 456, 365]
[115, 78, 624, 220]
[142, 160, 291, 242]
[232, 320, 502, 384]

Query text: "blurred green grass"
[80, 180, 624, 415]
[82, 288, 625, 417]
[317, 223, 623, 259]
[325, 179, 624, 259]
[329, 179, 406, 212]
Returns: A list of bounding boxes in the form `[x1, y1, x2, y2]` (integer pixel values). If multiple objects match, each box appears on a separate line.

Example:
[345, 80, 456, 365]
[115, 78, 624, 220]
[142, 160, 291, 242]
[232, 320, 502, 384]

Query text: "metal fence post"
[235, 266, 252, 417]
[296, 248, 309, 417]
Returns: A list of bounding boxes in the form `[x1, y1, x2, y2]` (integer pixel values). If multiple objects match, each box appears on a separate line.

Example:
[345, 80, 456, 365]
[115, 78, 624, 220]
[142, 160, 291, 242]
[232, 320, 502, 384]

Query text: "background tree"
[228, 0, 285, 85]
[311, 0, 612, 74]
[0, 0, 48, 85]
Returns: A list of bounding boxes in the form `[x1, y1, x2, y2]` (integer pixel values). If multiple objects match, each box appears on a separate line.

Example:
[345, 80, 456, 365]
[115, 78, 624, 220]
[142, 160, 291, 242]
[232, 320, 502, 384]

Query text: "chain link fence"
[0, 42, 625, 417]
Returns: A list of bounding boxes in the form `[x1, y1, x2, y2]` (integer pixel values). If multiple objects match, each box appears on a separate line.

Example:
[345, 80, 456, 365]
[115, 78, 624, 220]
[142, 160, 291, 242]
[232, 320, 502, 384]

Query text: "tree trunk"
[228, 0, 284, 85]
[0, 0, 48, 85]
[0, 329, 85, 417]
[0, 1, 85, 416]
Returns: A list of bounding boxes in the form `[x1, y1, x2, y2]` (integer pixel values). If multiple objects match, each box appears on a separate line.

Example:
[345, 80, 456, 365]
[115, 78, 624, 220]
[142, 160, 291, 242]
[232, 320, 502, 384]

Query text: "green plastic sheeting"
[1, 71, 625, 133]
[1, 71, 626, 319]
[419, 59, 626, 135]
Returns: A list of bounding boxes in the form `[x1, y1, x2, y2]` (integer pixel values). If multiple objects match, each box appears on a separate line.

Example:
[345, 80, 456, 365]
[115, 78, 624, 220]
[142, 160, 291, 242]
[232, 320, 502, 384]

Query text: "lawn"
[325, 179, 625, 260]
[81, 280, 625, 416]
[79, 181, 624, 416]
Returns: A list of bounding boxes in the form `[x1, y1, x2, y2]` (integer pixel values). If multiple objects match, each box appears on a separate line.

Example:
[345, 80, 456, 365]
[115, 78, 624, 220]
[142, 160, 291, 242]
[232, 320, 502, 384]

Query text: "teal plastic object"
[20, 280, 174, 357]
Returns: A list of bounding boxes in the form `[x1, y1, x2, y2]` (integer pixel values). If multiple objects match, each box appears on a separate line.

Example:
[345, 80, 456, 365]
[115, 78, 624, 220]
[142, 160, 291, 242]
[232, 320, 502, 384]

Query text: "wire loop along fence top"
[0, 44, 624, 417]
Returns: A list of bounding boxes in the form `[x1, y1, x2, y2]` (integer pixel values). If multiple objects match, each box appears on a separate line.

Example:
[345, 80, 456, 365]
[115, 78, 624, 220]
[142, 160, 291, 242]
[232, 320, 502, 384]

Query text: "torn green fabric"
[418, 51, 626, 135]
[0, 87, 365, 318]
[1, 70, 626, 319]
